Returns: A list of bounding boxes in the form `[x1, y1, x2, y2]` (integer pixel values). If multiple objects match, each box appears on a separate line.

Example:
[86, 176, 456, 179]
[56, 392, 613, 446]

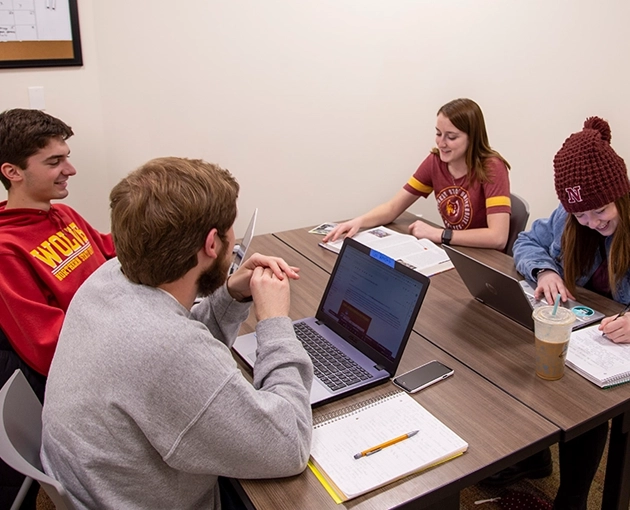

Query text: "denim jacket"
[513, 203, 630, 304]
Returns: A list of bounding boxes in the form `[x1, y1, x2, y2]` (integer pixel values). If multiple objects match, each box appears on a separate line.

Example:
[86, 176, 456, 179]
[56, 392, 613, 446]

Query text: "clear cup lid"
[532, 305, 575, 325]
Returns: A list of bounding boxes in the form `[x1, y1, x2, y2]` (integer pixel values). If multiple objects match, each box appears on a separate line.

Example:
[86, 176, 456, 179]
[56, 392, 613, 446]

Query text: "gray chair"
[505, 193, 530, 257]
[0, 369, 75, 510]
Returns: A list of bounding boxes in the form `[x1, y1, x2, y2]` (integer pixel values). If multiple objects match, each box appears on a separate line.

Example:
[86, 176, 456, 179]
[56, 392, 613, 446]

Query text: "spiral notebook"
[566, 324, 630, 388]
[308, 391, 468, 502]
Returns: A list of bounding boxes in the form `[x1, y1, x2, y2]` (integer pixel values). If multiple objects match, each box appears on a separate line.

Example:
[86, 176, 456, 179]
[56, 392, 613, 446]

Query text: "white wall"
[3, 0, 630, 236]
[0, 0, 110, 231]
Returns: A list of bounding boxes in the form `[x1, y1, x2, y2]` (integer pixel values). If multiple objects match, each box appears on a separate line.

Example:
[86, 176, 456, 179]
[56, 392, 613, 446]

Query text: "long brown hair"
[561, 194, 630, 295]
[430, 98, 510, 184]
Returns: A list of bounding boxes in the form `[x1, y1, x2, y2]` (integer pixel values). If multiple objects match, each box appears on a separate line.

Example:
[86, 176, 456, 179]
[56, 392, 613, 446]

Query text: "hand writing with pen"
[599, 303, 630, 344]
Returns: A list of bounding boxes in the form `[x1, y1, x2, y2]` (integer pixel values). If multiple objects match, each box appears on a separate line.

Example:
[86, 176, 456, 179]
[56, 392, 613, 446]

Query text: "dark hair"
[431, 98, 510, 183]
[110, 157, 239, 286]
[561, 194, 630, 295]
[0, 109, 73, 190]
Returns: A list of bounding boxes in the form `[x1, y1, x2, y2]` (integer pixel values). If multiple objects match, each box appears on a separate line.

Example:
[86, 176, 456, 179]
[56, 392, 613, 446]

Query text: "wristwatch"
[441, 229, 453, 246]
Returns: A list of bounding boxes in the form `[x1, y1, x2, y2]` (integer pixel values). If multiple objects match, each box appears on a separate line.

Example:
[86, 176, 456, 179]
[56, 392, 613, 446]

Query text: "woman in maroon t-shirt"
[323, 98, 512, 250]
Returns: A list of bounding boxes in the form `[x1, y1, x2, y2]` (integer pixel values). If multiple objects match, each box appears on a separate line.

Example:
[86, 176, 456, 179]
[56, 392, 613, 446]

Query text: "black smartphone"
[392, 360, 454, 393]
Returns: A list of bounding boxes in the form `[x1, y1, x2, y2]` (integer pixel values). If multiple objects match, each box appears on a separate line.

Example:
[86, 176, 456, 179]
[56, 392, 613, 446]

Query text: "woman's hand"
[534, 270, 575, 305]
[408, 221, 443, 244]
[599, 314, 630, 343]
[322, 218, 363, 243]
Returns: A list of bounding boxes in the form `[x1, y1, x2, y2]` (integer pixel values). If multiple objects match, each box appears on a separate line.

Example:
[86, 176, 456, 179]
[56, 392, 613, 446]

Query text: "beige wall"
[2, 0, 630, 236]
[0, 0, 110, 230]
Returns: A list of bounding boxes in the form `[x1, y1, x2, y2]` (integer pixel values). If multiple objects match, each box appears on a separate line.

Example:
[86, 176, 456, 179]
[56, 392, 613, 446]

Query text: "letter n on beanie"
[565, 186, 582, 204]
[554, 117, 630, 214]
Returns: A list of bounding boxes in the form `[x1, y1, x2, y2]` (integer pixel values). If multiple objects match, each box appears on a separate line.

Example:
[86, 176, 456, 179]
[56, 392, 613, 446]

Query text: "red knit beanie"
[553, 117, 630, 213]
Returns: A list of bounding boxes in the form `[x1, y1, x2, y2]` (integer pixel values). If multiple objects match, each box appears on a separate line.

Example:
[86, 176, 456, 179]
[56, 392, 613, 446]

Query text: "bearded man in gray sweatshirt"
[40, 157, 313, 510]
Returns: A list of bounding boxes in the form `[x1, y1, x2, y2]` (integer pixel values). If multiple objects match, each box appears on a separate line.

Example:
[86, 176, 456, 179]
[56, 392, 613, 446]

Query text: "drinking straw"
[552, 293, 561, 315]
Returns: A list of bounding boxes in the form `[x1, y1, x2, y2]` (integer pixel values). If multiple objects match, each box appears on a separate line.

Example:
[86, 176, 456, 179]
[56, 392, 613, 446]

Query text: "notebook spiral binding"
[604, 372, 630, 388]
[313, 390, 404, 427]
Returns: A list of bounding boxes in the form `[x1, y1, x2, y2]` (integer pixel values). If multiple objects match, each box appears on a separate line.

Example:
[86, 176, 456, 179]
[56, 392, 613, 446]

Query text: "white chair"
[0, 369, 75, 510]
[505, 193, 530, 257]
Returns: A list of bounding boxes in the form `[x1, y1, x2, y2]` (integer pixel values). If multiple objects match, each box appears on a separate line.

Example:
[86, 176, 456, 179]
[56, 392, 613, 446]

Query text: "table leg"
[422, 491, 459, 510]
[602, 411, 630, 510]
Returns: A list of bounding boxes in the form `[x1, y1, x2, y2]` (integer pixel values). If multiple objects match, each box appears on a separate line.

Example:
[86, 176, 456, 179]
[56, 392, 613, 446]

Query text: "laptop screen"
[316, 238, 429, 375]
[230, 208, 258, 275]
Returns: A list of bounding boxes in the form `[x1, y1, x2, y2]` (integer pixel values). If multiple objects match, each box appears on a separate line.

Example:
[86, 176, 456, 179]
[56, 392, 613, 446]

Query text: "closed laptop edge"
[442, 244, 604, 331]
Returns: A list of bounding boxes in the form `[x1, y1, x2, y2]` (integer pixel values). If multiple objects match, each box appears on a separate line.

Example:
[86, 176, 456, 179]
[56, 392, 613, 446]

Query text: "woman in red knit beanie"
[496, 117, 630, 510]
[514, 116, 630, 342]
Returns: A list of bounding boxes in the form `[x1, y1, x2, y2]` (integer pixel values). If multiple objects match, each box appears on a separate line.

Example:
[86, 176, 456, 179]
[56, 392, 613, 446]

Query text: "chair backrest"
[0, 370, 76, 510]
[505, 193, 530, 257]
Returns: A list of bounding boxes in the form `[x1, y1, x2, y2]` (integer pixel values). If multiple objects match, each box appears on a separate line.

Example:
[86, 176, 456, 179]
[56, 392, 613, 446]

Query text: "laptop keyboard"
[526, 294, 545, 308]
[520, 281, 546, 308]
[293, 322, 373, 391]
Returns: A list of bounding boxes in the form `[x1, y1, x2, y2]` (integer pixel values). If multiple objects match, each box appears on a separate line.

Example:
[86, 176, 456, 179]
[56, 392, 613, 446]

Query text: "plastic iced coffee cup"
[533, 306, 575, 380]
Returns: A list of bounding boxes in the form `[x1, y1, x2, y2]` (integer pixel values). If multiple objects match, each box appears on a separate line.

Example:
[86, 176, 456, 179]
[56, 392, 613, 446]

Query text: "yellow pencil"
[354, 430, 419, 459]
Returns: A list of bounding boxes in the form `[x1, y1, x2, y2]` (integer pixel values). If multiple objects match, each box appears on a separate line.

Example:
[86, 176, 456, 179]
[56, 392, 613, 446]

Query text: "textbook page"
[309, 392, 467, 501]
[566, 324, 630, 388]
[318, 226, 453, 276]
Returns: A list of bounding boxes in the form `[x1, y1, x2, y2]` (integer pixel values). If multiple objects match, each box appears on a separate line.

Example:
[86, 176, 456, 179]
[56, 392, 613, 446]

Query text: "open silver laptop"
[233, 237, 430, 407]
[443, 245, 605, 331]
[229, 208, 258, 276]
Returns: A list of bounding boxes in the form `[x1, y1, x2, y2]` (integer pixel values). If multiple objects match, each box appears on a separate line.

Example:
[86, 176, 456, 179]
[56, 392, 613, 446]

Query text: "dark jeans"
[0, 329, 46, 510]
[554, 421, 609, 510]
[500, 421, 608, 510]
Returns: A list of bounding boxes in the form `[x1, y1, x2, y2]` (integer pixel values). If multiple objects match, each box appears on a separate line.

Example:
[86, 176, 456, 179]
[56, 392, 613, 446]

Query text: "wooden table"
[421, 245, 630, 510]
[272, 214, 419, 275]
[234, 234, 558, 510]
[274, 215, 630, 509]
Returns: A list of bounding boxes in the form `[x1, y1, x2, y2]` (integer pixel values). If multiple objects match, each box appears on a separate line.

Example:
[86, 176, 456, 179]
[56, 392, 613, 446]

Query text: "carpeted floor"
[35, 434, 615, 509]
[460, 442, 606, 509]
[36, 489, 54, 510]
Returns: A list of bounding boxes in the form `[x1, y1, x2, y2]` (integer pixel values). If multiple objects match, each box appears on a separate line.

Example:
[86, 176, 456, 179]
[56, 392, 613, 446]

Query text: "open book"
[319, 226, 453, 276]
[566, 324, 630, 388]
[308, 391, 468, 502]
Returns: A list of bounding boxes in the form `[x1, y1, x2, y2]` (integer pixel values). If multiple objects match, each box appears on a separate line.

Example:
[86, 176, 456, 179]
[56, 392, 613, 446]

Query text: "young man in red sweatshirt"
[0, 108, 115, 508]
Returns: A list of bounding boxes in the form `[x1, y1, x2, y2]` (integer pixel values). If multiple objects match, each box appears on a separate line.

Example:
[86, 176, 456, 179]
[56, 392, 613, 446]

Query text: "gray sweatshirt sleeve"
[159, 317, 313, 479]
[190, 284, 251, 348]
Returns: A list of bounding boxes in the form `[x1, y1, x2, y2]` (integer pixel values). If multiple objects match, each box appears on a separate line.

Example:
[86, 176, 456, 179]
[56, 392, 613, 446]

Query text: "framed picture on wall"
[0, 0, 82, 69]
